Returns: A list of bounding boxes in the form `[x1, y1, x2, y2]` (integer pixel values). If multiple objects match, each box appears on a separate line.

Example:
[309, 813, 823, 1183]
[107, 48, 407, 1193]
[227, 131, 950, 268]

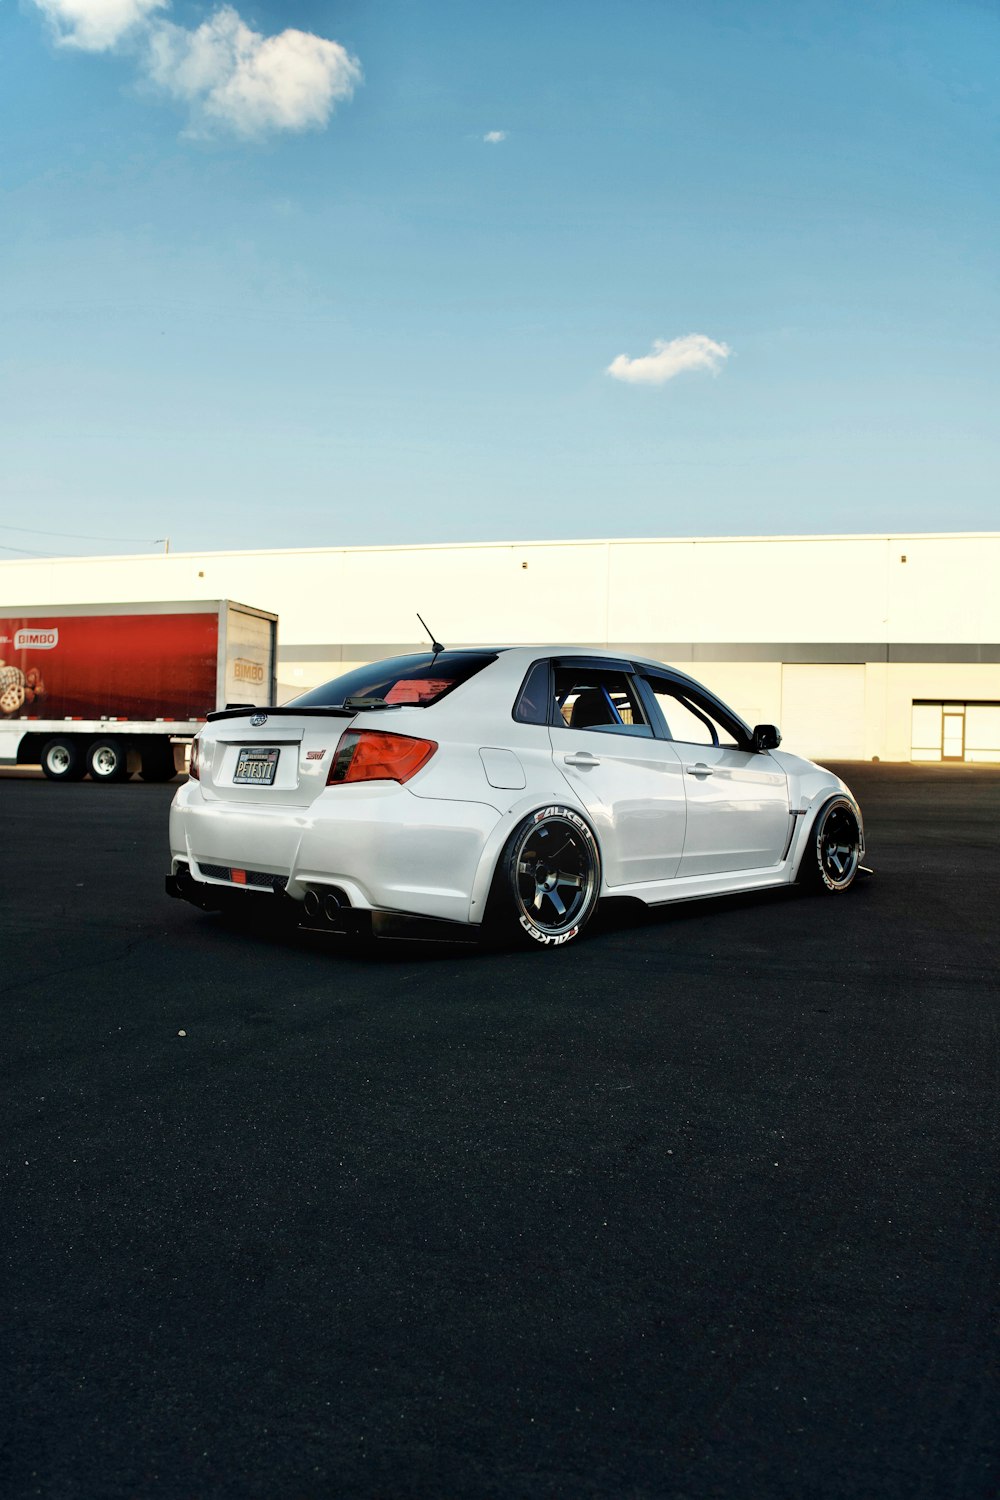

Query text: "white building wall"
[607, 536, 892, 644]
[2, 532, 998, 762]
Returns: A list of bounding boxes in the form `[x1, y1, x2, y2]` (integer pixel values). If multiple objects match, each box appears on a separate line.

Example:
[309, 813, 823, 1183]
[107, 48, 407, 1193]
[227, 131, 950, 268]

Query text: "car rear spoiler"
[206, 704, 359, 724]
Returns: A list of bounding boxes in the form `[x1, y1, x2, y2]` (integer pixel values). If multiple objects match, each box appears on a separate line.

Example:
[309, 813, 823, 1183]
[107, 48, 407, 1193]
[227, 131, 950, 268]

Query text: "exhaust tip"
[299, 885, 352, 930]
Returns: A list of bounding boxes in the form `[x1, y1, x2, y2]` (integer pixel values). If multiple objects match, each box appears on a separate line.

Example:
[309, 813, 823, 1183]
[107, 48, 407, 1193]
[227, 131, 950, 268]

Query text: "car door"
[545, 661, 687, 886]
[641, 675, 789, 878]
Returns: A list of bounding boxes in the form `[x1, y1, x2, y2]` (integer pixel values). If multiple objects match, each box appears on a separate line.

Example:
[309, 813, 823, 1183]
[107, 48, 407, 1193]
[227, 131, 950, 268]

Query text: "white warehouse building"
[1, 531, 998, 764]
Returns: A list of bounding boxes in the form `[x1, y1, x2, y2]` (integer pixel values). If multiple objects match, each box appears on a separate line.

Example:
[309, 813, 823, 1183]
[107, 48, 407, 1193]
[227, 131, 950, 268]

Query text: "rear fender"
[467, 787, 593, 925]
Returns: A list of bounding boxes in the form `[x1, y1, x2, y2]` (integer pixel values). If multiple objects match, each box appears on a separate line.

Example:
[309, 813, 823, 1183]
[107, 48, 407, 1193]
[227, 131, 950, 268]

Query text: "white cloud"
[31, 1, 362, 138]
[607, 333, 732, 386]
[483, 130, 507, 144]
[145, 7, 361, 137]
[33, 0, 166, 52]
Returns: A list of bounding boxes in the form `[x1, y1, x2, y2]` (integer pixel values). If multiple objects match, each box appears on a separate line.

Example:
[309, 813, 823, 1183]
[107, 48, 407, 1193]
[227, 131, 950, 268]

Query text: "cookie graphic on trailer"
[0, 663, 25, 716]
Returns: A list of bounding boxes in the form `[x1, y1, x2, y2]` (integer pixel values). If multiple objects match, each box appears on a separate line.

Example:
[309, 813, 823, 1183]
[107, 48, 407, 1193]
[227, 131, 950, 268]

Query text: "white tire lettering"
[518, 914, 580, 946]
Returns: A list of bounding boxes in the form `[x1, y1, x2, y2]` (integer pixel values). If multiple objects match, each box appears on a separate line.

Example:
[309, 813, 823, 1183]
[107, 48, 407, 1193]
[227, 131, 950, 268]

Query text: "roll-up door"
[780, 664, 866, 760]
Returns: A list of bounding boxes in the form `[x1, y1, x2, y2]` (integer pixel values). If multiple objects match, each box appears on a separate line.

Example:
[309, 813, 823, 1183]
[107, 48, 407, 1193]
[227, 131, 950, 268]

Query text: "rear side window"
[513, 660, 552, 724]
[287, 652, 497, 709]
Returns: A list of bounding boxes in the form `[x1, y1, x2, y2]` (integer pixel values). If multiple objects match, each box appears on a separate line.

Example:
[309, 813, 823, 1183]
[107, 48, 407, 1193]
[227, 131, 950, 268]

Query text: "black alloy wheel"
[494, 806, 601, 948]
[804, 796, 862, 893]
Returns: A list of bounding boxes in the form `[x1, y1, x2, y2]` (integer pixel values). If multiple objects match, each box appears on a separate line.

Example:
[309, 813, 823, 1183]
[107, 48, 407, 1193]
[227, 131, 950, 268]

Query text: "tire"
[487, 805, 602, 949]
[40, 737, 85, 782]
[800, 796, 862, 893]
[86, 737, 131, 783]
[139, 742, 178, 782]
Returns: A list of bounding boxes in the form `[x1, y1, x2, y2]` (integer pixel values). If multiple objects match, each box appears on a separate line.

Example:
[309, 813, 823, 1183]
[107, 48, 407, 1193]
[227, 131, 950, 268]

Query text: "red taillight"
[189, 736, 201, 780]
[327, 729, 437, 785]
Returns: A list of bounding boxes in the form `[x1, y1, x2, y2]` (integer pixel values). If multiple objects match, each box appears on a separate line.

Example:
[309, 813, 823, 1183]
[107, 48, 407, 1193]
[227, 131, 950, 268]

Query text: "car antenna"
[416, 612, 445, 657]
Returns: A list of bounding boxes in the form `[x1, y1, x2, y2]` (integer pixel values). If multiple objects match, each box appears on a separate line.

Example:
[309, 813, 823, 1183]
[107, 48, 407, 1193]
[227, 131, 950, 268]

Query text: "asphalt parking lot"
[3, 763, 998, 1500]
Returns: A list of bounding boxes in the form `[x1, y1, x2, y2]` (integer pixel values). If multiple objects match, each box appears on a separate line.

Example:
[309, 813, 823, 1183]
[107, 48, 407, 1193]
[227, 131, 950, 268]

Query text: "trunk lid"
[196, 707, 356, 807]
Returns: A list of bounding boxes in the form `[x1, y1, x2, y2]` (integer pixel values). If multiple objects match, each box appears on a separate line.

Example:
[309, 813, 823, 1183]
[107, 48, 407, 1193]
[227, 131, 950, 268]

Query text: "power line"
[0, 523, 166, 545]
[0, 543, 151, 558]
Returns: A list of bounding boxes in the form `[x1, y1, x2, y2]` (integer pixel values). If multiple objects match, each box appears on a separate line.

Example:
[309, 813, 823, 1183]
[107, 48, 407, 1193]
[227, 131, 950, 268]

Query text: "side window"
[646, 679, 741, 748]
[553, 668, 651, 736]
[512, 660, 552, 725]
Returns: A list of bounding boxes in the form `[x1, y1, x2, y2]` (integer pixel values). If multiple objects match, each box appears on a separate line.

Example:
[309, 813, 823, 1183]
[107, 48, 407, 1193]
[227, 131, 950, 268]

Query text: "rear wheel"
[801, 796, 862, 893]
[487, 806, 601, 948]
[87, 737, 131, 783]
[40, 737, 85, 782]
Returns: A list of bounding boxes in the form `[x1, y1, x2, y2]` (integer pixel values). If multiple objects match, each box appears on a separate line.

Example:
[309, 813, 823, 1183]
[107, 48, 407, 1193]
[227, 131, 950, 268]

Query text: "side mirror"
[752, 723, 781, 752]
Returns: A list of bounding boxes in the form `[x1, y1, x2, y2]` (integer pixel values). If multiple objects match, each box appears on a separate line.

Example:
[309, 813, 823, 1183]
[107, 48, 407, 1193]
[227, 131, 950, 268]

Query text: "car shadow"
[197, 882, 813, 966]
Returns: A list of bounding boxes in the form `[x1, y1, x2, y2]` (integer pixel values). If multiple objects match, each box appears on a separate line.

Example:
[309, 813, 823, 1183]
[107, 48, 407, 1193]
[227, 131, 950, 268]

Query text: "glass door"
[942, 708, 965, 761]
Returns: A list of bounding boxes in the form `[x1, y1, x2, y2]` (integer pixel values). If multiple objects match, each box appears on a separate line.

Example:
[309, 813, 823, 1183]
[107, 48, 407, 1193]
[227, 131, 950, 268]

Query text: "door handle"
[686, 763, 714, 778]
[564, 751, 601, 767]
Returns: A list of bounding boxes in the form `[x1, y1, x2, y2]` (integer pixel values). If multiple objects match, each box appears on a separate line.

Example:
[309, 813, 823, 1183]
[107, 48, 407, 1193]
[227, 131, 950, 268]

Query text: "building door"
[780, 664, 866, 761]
[911, 702, 1000, 763]
[942, 708, 965, 761]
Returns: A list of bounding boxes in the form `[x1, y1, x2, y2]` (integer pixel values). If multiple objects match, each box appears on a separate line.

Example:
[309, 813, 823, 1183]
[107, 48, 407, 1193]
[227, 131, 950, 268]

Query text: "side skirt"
[614, 864, 793, 909]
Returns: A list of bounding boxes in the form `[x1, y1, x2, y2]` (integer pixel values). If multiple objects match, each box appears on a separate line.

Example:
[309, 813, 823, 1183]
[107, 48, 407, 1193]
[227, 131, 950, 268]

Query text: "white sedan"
[167, 646, 866, 948]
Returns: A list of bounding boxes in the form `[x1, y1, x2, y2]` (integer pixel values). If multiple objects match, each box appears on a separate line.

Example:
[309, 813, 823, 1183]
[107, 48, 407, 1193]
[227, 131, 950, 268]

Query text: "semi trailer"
[0, 600, 277, 782]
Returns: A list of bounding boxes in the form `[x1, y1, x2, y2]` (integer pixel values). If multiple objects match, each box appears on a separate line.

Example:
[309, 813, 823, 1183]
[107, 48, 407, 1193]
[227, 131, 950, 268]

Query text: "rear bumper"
[168, 777, 502, 925]
[165, 864, 479, 943]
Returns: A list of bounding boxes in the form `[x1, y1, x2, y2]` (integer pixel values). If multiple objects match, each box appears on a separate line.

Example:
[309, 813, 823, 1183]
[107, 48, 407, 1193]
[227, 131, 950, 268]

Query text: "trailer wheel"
[40, 737, 86, 782]
[139, 742, 178, 782]
[87, 737, 131, 782]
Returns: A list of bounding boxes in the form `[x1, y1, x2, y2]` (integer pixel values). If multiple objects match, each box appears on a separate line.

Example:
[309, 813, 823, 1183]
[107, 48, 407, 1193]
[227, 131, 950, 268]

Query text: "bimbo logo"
[234, 657, 265, 684]
[14, 628, 58, 650]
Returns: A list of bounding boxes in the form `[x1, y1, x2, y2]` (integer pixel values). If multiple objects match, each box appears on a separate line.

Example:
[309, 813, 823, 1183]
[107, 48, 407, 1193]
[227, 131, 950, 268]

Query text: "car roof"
[386, 644, 721, 692]
[480, 644, 698, 675]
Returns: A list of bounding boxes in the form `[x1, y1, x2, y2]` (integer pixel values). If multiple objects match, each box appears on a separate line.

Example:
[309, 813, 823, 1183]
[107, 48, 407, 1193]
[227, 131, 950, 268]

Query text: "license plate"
[234, 747, 279, 785]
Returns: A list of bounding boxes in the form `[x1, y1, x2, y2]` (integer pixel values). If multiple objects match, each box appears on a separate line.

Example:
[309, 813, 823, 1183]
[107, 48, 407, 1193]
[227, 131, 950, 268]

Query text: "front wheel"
[800, 796, 862, 893]
[486, 806, 601, 948]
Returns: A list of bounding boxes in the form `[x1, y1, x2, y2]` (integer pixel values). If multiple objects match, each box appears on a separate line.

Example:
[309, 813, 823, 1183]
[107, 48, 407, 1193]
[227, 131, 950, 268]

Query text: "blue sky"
[1, 0, 997, 556]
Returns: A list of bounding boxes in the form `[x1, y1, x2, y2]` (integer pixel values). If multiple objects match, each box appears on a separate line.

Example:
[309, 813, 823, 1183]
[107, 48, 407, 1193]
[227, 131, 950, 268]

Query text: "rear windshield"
[285, 651, 498, 709]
